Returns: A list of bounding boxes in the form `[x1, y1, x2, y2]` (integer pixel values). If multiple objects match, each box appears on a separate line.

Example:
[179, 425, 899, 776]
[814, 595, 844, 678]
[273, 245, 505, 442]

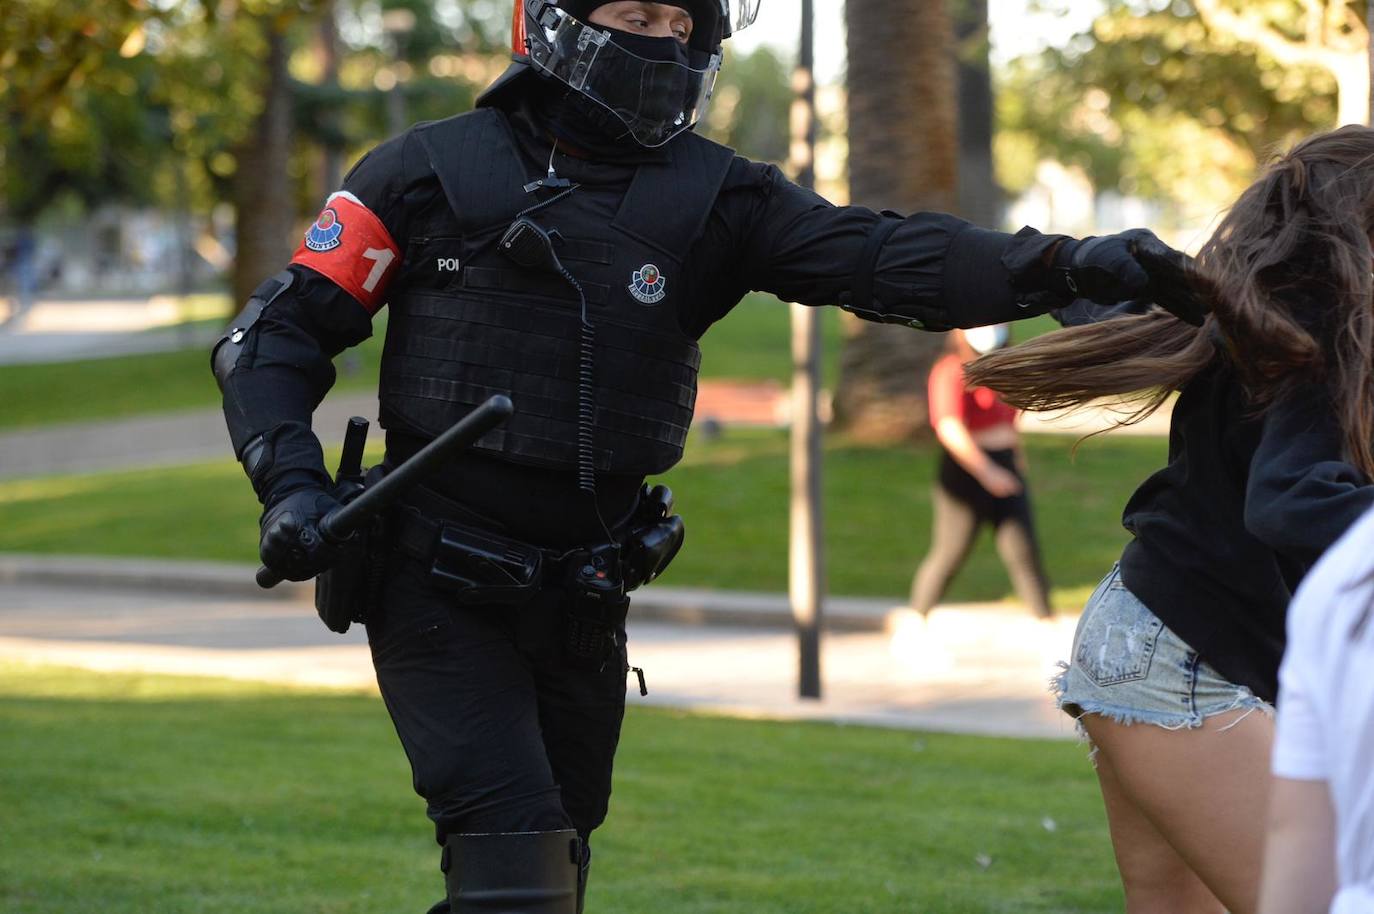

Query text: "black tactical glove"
[1129, 230, 1211, 327]
[1053, 229, 1210, 326]
[1051, 231, 1150, 304]
[258, 487, 344, 583]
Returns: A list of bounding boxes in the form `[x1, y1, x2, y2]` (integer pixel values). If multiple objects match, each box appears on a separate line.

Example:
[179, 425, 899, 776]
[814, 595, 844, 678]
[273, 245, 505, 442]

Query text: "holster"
[395, 508, 544, 607]
[314, 466, 391, 634]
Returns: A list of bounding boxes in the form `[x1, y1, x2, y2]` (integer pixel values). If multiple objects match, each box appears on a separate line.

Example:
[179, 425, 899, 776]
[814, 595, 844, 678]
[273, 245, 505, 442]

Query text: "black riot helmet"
[484, 0, 762, 147]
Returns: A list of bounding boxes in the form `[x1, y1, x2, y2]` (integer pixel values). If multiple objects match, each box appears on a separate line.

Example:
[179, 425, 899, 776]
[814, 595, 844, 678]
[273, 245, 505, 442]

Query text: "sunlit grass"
[0, 430, 1162, 608]
[0, 293, 821, 431]
[0, 662, 1123, 913]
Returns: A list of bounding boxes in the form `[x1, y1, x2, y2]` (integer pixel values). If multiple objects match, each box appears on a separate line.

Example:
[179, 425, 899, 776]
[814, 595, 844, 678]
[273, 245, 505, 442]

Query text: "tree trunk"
[231, 23, 296, 308]
[833, 0, 959, 441]
[318, 3, 344, 197]
[952, 0, 999, 227]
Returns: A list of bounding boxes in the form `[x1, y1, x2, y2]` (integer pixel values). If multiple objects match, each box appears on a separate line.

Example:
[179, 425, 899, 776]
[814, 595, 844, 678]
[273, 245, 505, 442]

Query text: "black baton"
[255, 395, 514, 589]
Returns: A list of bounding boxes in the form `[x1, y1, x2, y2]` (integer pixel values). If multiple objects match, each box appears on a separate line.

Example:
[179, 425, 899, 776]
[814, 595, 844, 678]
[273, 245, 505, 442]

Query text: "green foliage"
[0, 0, 507, 226]
[0, 2, 165, 219]
[704, 44, 794, 163]
[0, 663, 1123, 911]
[999, 0, 1341, 215]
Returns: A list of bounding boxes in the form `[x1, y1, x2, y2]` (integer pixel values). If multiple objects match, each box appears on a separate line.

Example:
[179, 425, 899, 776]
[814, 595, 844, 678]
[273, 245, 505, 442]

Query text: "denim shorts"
[1054, 564, 1272, 732]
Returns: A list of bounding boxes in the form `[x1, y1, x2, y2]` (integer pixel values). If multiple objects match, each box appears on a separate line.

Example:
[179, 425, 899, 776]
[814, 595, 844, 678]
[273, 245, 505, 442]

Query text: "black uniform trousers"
[366, 552, 629, 847]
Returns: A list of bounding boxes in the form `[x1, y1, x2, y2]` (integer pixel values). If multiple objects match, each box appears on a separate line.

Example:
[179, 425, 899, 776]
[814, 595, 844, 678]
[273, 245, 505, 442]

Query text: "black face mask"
[538, 27, 701, 151]
[599, 31, 695, 136]
[535, 87, 641, 158]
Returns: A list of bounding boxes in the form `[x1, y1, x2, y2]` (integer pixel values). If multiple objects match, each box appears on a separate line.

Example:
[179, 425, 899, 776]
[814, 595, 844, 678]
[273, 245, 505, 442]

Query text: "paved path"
[0, 295, 222, 365]
[0, 393, 382, 479]
[0, 381, 793, 480]
[0, 555, 1079, 739]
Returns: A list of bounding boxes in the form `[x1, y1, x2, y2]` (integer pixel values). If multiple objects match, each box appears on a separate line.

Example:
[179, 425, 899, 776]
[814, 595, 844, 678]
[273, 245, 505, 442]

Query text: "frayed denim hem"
[1051, 659, 1274, 763]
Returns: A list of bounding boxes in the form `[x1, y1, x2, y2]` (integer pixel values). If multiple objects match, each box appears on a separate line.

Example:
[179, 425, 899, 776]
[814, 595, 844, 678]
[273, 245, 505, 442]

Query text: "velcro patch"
[291, 191, 400, 313]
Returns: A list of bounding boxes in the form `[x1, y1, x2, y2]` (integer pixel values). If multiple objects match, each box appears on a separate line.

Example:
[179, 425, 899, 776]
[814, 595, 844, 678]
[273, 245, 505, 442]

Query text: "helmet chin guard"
[518, 1, 726, 148]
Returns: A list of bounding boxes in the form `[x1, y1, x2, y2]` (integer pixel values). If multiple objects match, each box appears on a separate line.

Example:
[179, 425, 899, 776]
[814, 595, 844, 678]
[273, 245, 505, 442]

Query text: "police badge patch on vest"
[628, 263, 666, 304]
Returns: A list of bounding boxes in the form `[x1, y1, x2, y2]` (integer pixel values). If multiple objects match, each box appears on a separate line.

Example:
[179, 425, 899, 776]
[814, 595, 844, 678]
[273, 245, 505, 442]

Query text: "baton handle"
[255, 395, 514, 589]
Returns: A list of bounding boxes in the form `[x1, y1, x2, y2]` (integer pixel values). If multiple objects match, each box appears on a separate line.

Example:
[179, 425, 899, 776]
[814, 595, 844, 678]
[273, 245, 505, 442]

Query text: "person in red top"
[910, 324, 1053, 619]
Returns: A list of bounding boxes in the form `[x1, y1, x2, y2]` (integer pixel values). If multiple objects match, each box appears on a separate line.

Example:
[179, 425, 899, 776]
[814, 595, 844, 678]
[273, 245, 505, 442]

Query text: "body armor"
[379, 109, 735, 475]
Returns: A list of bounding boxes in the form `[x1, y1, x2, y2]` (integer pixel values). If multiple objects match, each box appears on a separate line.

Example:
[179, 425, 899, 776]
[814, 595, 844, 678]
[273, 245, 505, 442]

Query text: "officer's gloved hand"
[258, 487, 343, 582]
[1129, 230, 1212, 327]
[1052, 229, 1210, 326]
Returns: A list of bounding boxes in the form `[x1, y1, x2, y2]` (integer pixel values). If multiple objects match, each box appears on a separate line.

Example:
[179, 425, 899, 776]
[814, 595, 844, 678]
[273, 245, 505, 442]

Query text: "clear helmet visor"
[725, 0, 761, 32]
[528, 7, 721, 148]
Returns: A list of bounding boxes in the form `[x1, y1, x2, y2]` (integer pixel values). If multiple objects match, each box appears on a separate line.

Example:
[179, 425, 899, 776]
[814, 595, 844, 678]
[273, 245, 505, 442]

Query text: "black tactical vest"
[378, 109, 735, 475]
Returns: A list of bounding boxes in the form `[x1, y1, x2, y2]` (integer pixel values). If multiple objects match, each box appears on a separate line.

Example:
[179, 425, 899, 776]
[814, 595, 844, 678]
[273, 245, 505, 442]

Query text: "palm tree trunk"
[953, 0, 999, 227]
[834, 0, 959, 441]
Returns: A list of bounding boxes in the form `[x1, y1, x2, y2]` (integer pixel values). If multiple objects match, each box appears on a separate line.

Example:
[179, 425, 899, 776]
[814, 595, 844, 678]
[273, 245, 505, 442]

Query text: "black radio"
[562, 543, 628, 670]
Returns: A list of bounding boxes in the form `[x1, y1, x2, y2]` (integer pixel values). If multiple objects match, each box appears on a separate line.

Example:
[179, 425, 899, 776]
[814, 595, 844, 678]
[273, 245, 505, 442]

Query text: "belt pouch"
[314, 465, 391, 634]
[429, 521, 543, 606]
[314, 524, 378, 635]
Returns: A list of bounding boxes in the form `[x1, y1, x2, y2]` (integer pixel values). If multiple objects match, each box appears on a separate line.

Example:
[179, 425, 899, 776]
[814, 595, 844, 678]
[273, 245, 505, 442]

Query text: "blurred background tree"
[998, 0, 1361, 232]
[1, 0, 793, 307]
[6, 0, 1373, 429]
[832, 0, 992, 441]
[835, 0, 1373, 440]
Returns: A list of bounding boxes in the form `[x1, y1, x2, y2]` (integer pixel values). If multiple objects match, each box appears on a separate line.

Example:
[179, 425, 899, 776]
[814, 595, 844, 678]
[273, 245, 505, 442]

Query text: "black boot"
[443, 830, 581, 914]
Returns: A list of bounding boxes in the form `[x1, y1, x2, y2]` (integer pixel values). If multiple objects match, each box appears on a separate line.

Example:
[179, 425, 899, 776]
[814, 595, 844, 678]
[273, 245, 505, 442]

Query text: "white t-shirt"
[1274, 506, 1374, 914]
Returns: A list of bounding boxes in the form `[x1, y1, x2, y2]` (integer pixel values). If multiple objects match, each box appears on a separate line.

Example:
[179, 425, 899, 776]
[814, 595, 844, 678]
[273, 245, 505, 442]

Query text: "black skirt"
[936, 447, 1030, 525]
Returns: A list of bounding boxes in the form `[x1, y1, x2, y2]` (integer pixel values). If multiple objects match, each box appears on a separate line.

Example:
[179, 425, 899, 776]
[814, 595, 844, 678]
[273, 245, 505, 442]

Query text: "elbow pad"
[211, 270, 296, 392]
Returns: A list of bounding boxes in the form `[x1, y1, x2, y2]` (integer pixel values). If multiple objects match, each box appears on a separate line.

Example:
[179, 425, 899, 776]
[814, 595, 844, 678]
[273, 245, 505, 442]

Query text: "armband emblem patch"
[304, 208, 344, 252]
[291, 191, 401, 314]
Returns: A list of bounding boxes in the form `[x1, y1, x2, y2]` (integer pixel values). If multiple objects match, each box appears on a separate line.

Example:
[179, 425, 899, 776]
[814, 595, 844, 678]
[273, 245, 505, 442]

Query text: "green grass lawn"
[0, 293, 1062, 432]
[0, 429, 1162, 608]
[0, 293, 833, 431]
[0, 663, 1121, 913]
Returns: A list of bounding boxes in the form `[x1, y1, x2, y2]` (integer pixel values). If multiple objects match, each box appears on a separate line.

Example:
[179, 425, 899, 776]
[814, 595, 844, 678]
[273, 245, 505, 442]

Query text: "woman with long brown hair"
[967, 126, 1374, 913]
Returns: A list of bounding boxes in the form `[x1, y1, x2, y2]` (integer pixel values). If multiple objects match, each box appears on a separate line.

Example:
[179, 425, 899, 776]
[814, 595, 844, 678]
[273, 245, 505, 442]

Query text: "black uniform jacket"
[224, 101, 1071, 545]
[1056, 299, 1374, 703]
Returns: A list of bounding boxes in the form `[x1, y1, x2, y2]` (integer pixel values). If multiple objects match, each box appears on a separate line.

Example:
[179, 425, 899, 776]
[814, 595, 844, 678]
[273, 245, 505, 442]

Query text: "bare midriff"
[969, 423, 1019, 451]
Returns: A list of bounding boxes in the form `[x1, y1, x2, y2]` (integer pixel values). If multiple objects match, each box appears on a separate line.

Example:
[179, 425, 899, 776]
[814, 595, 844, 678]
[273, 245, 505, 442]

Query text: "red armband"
[290, 191, 401, 313]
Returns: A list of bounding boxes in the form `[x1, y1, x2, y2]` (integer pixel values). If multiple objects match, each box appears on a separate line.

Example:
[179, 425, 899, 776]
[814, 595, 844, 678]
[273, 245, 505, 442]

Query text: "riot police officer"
[213, 2, 1202, 910]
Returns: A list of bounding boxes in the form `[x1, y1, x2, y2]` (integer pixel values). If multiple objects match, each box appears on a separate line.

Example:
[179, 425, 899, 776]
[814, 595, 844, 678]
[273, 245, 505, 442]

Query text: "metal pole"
[788, 0, 823, 700]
